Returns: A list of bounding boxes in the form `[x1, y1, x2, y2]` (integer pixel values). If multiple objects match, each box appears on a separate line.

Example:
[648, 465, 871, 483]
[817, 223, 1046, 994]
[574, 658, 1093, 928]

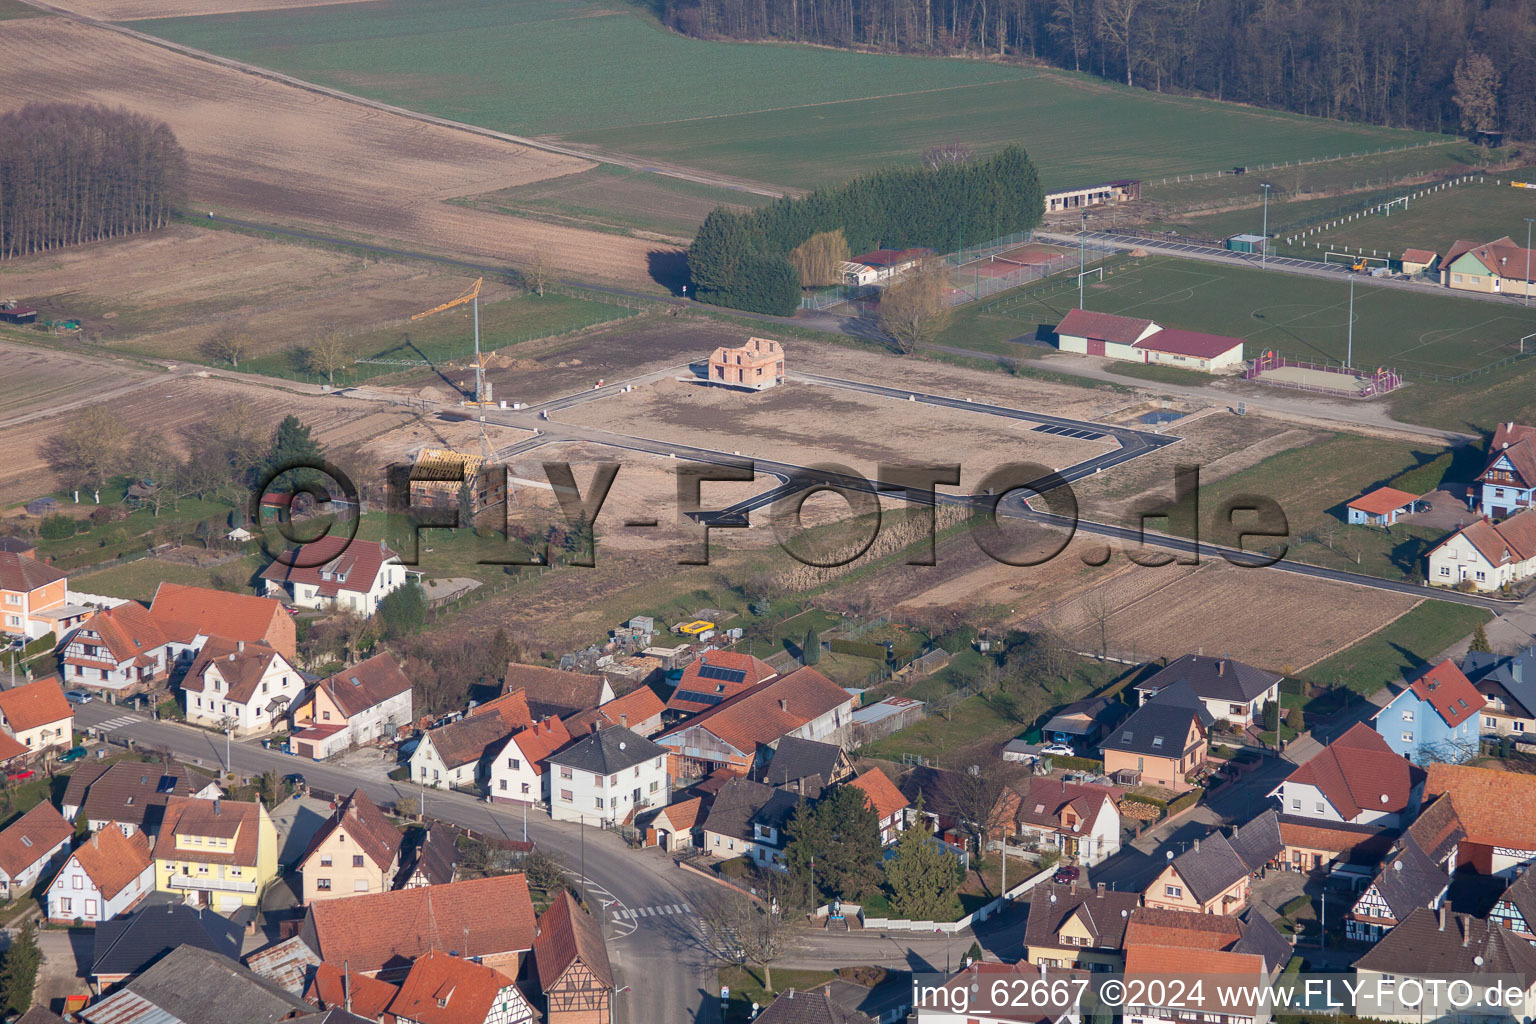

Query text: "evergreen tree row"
[687, 145, 1042, 315]
[0, 102, 188, 260]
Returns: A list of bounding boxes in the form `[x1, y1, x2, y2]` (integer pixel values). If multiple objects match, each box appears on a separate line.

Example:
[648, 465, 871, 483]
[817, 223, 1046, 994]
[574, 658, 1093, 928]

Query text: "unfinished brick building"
[706, 337, 784, 391]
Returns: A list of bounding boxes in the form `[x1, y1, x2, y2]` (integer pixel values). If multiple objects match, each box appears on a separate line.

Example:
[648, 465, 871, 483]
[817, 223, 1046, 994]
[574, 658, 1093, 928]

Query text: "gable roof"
[549, 725, 667, 776]
[92, 902, 244, 979]
[1278, 722, 1425, 819]
[1125, 907, 1243, 951]
[1007, 776, 1119, 834]
[149, 582, 291, 653]
[258, 537, 399, 597]
[1349, 486, 1421, 516]
[1355, 906, 1536, 976]
[0, 552, 66, 593]
[0, 801, 72, 878]
[1233, 908, 1292, 973]
[1435, 510, 1536, 568]
[1277, 815, 1395, 861]
[502, 662, 611, 718]
[1364, 834, 1445, 920]
[182, 637, 290, 704]
[300, 788, 402, 872]
[242, 934, 321, 995]
[386, 950, 513, 1024]
[1405, 792, 1465, 864]
[425, 700, 531, 770]
[404, 822, 460, 887]
[657, 667, 852, 755]
[61, 825, 153, 899]
[1228, 809, 1283, 872]
[1134, 328, 1244, 359]
[1123, 945, 1267, 1016]
[1043, 695, 1126, 737]
[666, 650, 779, 715]
[534, 890, 614, 992]
[566, 685, 666, 737]
[1402, 248, 1438, 263]
[1461, 648, 1536, 718]
[847, 768, 908, 822]
[703, 778, 794, 842]
[82, 944, 313, 1024]
[1424, 763, 1536, 850]
[505, 717, 574, 775]
[1056, 308, 1158, 346]
[1444, 237, 1536, 283]
[0, 679, 72, 733]
[73, 758, 219, 833]
[763, 737, 846, 789]
[1163, 833, 1249, 905]
[303, 874, 536, 974]
[1102, 698, 1205, 758]
[316, 652, 412, 719]
[755, 988, 875, 1024]
[1400, 660, 1485, 728]
[1138, 654, 1281, 704]
[304, 962, 400, 1020]
[72, 603, 168, 665]
[158, 797, 264, 868]
[655, 796, 707, 833]
[1022, 881, 1140, 950]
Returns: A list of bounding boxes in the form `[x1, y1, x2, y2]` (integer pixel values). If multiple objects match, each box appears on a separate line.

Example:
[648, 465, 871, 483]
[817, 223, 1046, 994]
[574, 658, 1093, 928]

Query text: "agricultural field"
[454, 165, 772, 243]
[979, 254, 1536, 379]
[1278, 176, 1536, 259]
[0, 225, 641, 382]
[132, 0, 1439, 192]
[0, 16, 665, 284]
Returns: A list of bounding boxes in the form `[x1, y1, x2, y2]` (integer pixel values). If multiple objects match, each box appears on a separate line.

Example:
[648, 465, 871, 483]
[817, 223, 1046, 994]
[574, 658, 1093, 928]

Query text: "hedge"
[1123, 792, 1168, 811]
[1051, 755, 1104, 773]
[829, 638, 886, 661]
[1167, 790, 1203, 816]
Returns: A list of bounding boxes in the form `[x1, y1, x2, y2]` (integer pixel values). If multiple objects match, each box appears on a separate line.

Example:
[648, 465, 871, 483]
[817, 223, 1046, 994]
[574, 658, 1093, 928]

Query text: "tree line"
[0, 102, 188, 260]
[643, 0, 1536, 140]
[688, 145, 1042, 314]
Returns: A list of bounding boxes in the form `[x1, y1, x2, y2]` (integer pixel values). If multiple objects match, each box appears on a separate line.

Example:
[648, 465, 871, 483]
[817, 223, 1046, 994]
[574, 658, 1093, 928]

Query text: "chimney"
[1097, 882, 1106, 898]
[1462, 916, 1470, 947]
[1218, 660, 1226, 676]
[1193, 838, 1200, 852]
[779, 699, 788, 712]
[238, 640, 245, 653]
[1439, 904, 1448, 930]
[620, 712, 628, 728]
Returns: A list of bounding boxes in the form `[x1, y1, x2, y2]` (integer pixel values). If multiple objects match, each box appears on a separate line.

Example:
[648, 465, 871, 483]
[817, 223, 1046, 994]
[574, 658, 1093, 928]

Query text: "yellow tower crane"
[412, 277, 490, 405]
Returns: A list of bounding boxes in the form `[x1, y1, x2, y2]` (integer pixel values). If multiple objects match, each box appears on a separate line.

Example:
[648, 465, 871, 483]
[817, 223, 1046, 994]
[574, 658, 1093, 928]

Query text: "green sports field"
[1282, 176, 1536, 258]
[135, 0, 1442, 190]
[980, 255, 1536, 378]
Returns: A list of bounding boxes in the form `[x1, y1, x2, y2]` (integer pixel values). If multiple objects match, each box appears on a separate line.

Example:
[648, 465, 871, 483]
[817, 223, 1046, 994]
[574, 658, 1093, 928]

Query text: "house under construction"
[408, 448, 507, 515]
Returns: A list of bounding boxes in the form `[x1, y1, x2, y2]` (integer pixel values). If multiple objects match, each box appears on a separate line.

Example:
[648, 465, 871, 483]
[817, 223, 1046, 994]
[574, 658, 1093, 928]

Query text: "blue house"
[1475, 422, 1536, 518]
[1373, 661, 1486, 764]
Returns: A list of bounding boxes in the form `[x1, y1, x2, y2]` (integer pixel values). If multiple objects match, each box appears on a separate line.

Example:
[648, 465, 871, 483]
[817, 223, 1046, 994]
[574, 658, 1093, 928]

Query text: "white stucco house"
[487, 718, 572, 806]
[547, 726, 669, 826]
[46, 826, 155, 925]
[259, 537, 409, 617]
[1269, 723, 1425, 828]
[288, 653, 415, 760]
[0, 802, 74, 901]
[181, 638, 304, 736]
[1427, 510, 1536, 592]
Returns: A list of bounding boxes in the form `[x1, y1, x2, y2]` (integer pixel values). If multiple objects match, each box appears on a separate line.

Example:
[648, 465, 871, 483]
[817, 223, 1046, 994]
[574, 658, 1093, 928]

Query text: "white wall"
[47, 855, 153, 924]
[184, 653, 303, 735]
[548, 754, 667, 824]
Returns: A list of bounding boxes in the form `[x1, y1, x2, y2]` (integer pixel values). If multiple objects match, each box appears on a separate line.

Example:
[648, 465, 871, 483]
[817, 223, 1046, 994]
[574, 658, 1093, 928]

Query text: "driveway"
[268, 794, 335, 870]
[32, 927, 92, 1014]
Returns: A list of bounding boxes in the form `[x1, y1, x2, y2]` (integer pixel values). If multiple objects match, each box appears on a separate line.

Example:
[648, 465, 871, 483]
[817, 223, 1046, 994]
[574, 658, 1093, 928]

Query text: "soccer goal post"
[1077, 266, 1104, 287]
[1325, 251, 1390, 267]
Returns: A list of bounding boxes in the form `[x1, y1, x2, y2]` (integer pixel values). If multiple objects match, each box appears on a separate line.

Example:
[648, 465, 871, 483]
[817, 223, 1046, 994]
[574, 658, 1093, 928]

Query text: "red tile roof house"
[388, 948, 534, 1024]
[663, 650, 777, 722]
[0, 679, 74, 758]
[1053, 310, 1246, 373]
[994, 776, 1122, 867]
[180, 638, 304, 737]
[486, 716, 575, 806]
[1428, 507, 1536, 592]
[564, 685, 666, 739]
[655, 666, 858, 781]
[0, 801, 73, 900]
[409, 689, 533, 791]
[259, 536, 409, 618]
[1426, 762, 1536, 877]
[288, 652, 415, 760]
[533, 890, 614, 1024]
[847, 768, 910, 845]
[45, 826, 155, 925]
[1372, 660, 1485, 763]
[149, 582, 297, 664]
[1472, 421, 1536, 519]
[1347, 486, 1424, 527]
[1442, 236, 1536, 299]
[62, 602, 172, 692]
[1269, 722, 1426, 828]
[299, 873, 537, 979]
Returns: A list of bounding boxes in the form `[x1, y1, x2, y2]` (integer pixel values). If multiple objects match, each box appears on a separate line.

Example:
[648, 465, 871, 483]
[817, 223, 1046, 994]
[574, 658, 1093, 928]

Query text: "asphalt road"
[72, 702, 722, 1024]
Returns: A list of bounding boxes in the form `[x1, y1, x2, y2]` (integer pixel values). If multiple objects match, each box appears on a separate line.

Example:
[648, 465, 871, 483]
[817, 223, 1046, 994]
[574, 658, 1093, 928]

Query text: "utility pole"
[1346, 276, 1355, 370]
[1260, 183, 1272, 270]
[1525, 217, 1534, 307]
[1079, 210, 1088, 310]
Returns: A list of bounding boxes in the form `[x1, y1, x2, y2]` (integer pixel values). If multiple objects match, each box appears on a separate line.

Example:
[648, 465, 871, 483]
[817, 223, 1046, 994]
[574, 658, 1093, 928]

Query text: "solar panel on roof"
[696, 663, 747, 684]
[673, 690, 726, 707]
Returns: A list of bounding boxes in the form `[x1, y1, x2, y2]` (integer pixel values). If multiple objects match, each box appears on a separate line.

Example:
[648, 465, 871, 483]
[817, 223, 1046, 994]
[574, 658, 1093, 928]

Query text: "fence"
[1141, 139, 1458, 188]
[854, 861, 1056, 935]
[1278, 174, 1484, 252]
[1243, 351, 1403, 397]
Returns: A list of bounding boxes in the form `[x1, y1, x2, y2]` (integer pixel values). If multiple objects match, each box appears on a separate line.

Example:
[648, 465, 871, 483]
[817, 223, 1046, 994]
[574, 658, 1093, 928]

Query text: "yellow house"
[153, 797, 277, 912]
[1143, 833, 1252, 915]
[1021, 881, 1141, 970]
[297, 789, 403, 905]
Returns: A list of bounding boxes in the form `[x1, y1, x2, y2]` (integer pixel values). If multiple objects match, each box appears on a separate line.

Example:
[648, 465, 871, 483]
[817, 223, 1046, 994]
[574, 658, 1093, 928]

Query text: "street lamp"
[1525, 217, 1534, 307]
[1078, 210, 1088, 310]
[1260, 183, 1272, 270]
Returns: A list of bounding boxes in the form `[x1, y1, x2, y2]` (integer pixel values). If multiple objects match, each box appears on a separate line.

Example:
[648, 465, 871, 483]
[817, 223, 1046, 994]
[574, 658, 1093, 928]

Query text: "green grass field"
[1282, 177, 1536, 259]
[1302, 601, 1490, 694]
[979, 254, 1536, 377]
[136, 0, 1440, 191]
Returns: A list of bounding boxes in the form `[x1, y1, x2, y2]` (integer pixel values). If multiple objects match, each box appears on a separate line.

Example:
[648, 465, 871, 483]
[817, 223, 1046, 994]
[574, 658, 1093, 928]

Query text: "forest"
[688, 144, 1042, 314]
[0, 102, 187, 260]
[643, 0, 1536, 140]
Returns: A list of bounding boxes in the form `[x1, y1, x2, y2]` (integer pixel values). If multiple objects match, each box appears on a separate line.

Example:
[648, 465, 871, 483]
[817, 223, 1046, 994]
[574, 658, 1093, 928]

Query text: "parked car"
[283, 773, 306, 788]
[1040, 742, 1076, 757]
[5, 768, 34, 782]
[58, 747, 87, 763]
[65, 690, 92, 705]
[1053, 865, 1080, 884]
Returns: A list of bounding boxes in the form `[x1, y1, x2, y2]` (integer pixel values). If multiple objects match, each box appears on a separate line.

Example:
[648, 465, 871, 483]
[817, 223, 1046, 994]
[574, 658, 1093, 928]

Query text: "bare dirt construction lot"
[59, 0, 376, 19]
[0, 344, 412, 507]
[0, 226, 506, 361]
[0, 17, 664, 283]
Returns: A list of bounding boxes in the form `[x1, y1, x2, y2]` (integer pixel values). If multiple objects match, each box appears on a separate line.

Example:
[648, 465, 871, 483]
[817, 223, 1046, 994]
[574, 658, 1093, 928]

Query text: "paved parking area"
[269, 794, 336, 870]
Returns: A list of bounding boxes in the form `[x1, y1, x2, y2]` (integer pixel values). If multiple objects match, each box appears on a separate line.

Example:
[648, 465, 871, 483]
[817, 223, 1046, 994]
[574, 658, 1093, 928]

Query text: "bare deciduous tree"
[526, 256, 553, 297]
[1453, 52, 1501, 133]
[306, 330, 354, 388]
[694, 887, 798, 992]
[42, 406, 131, 489]
[922, 140, 974, 169]
[201, 327, 255, 369]
[877, 261, 951, 355]
[937, 761, 1021, 859]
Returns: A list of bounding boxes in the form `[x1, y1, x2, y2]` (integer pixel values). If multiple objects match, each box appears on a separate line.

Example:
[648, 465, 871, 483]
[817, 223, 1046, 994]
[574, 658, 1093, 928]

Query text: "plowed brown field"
[0, 17, 665, 283]
[59, 0, 373, 20]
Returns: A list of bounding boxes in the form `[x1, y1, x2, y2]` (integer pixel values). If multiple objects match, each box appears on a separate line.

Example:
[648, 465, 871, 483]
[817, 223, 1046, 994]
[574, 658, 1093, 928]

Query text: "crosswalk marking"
[612, 902, 692, 924]
[94, 715, 139, 731]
